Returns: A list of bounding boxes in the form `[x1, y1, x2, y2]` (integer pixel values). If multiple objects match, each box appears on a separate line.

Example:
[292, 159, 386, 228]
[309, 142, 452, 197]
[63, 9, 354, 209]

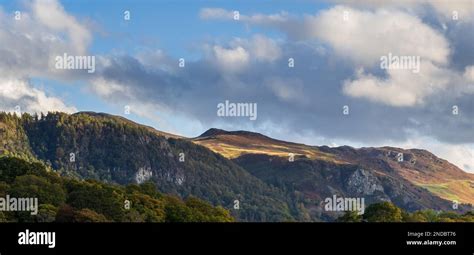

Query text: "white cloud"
[264, 77, 306, 104]
[242, 12, 290, 25]
[464, 65, 474, 81]
[89, 77, 185, 133]
[434, 144, 474, 173]
[200, 6, 454, 68]
[0, 79, 76, 114]
[248, 35, 282, 62]
[0, 0, 92, 79]
[292, 6, 472, 108]
[212, 45, 249, 73]
[343, 61, 456, 107]
[199, 8, 234, 20]
[204, 35, 281, 75]
[31, 0, 91, 54]
[305, 6, 450, 67]
[200, 7, 289, 25]
[0, 0, 93, 114]
[90, 77, 129, 97]
[228, 35, 281, 62]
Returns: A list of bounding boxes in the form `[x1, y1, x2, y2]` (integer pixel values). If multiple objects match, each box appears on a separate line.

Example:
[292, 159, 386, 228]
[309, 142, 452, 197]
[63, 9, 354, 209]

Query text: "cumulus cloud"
[304, 6, 450, 67]
[31, 0, 91, 54]
[0, 0, 92, 79]
[342, 60, 462, 107]
[212, 45, 250, 73]
[91, 77, 130, 98]
[201, 6, 472, 107]
[246, 35, 282, 62]
[313, 6, 471, 107]
[202, 35, 281, 74]
[464, 66, 474, 81]
[0, 79, 76, 114]
[0, 0, 93, 113]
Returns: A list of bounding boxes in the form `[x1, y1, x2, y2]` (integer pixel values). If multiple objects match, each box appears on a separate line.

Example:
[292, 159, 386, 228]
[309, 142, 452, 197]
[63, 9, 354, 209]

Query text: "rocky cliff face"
[198, 129, 474, 219]
[346, 169, 384, 196]
[233, 153, 465, 221]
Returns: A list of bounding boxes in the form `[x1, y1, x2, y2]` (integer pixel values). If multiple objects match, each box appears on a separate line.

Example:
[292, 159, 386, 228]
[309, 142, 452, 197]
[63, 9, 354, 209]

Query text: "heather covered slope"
[234, 154, 461, 221]
[194, 128, 342, 162]
[327, 146, 474, 205]
[195, 129, 474, 214]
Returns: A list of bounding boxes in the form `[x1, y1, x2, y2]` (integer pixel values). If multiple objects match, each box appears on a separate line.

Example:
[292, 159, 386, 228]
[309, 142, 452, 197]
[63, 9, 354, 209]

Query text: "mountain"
[327, 146, 474, 205]
[0, 112, 472, 221]
[194, 128, 474, 219]
[0, 112, 293, 221]
[194, 128, 341, 162]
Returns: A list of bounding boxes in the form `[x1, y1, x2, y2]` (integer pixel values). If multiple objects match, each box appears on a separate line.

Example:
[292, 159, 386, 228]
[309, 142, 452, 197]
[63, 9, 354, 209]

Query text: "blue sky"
[65, 0, 329, 57]
[0, 0, 473, 171]
[8, 0, 330, 131]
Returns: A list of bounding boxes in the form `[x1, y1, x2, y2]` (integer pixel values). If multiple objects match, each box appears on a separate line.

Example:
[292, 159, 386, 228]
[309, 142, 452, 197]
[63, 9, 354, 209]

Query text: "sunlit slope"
[193, 128, 343, 163]
[194, 129, 474, 206]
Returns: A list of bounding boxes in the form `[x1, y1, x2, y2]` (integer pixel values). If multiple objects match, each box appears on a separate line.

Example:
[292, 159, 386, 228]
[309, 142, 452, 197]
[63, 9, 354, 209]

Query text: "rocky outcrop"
[346, 169, 384, 195]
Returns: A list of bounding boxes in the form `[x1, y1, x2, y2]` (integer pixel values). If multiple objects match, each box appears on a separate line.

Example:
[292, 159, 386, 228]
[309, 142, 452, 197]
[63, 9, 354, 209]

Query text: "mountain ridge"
[0, 111, 472, 221]
[193, 128, 474, 206]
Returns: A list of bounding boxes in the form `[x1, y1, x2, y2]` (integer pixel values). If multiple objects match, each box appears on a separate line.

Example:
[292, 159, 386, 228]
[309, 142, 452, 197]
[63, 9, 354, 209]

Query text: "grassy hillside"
[195, 129, 474, 208]
[331, 146, 474, 205]
[194, 128, 343, 163]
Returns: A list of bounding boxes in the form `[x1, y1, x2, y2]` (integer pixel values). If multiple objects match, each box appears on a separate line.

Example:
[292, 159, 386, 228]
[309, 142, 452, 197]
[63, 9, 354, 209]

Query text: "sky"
[0, 0, 473, 172]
